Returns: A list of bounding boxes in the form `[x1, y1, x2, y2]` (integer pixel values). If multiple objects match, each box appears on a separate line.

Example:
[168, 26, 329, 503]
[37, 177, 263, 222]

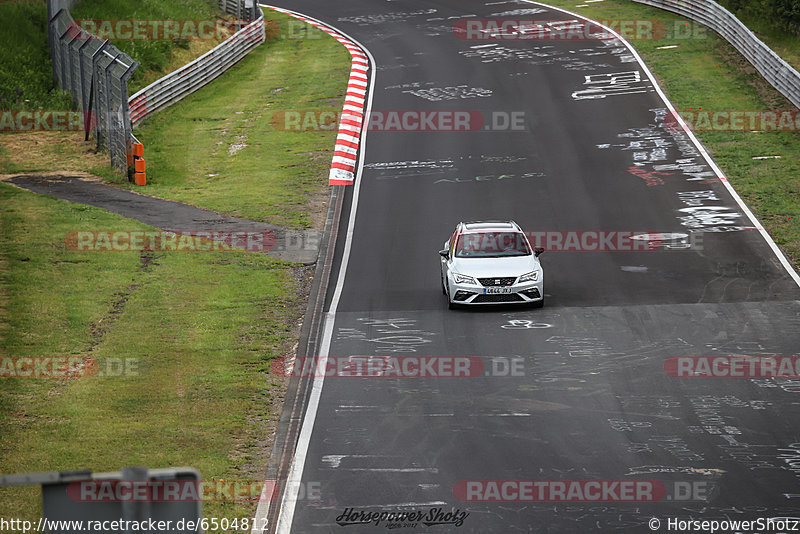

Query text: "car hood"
[451, 255, 540, 278]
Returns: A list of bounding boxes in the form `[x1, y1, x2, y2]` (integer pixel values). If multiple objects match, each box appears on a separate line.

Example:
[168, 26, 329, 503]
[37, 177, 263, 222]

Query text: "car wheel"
[445, 282, 457, 309]
[441, 272, 446, 295]
[531, 298, 544, 309]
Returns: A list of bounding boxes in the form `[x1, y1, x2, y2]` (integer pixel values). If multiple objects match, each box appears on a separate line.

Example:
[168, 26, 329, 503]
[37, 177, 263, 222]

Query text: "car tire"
[531, 298, 544, 309]
[441, 272, 447, 295]
[445, 283, 457, 309]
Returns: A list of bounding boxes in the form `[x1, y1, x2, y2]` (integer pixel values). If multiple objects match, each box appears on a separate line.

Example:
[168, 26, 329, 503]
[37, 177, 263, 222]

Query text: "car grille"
[478, 277, 517, 287]
[472, 293, 525, 303]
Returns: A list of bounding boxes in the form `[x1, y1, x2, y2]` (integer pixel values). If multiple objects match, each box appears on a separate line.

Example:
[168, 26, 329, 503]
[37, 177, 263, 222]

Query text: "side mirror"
[439, 249, 449, 259]
[534, 247, 544, 257]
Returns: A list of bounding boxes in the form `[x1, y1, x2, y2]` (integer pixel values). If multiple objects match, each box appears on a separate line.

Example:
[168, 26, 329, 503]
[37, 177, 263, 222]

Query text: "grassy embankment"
[0, 6, 350, 524]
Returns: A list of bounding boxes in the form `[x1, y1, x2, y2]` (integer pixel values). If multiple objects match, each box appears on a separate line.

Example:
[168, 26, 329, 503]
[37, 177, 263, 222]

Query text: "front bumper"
[449, 279, 543, 305]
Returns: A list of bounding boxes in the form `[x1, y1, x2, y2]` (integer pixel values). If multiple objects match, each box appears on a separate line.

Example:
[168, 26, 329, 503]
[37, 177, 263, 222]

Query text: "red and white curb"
[261, 5, 372, 186]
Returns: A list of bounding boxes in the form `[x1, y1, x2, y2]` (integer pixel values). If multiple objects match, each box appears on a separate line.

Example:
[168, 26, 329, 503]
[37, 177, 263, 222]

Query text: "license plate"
[484, 287, 512, 294]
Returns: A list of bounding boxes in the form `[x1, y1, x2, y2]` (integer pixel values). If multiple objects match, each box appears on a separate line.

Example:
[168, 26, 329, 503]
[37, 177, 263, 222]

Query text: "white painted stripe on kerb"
[332, 156, 357, 167]
[335, 145, 359, 156]
[339, 126, 362, 137]
[329, 167, 354, 183]
[337, 132, 361, 144]
[524, 0, 800, 288]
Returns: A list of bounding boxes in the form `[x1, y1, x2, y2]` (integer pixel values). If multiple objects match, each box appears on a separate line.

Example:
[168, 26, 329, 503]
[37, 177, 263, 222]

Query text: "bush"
[718, 0, 800, 36]
[0, 2, 73, 111]
[70, 0, 223, 90]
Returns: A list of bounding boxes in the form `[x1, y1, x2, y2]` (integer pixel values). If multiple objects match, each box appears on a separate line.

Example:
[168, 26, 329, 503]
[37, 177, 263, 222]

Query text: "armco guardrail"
[218, 0, 260, 23]
[633, 0, 800, 109]
[45, 0, 263, 180]
[47, 1, 139, 173]
[129, 11, 265, 126]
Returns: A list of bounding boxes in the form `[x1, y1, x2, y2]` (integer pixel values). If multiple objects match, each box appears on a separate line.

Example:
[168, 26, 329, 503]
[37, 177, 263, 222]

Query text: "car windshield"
[455, 231, 531, 258]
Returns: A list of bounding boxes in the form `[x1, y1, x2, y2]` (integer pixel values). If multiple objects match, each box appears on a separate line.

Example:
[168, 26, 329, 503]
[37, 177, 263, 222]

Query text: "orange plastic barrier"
[129, 140, 146, 185]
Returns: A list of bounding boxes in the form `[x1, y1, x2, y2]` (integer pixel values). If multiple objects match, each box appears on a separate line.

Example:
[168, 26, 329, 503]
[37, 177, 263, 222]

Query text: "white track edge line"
[252, 2, 799, 530]
[527, 0, 800, 288]
[254, 5, 376, 533]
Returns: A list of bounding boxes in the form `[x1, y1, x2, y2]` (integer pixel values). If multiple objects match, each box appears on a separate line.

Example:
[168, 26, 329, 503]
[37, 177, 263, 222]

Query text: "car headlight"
[453, 273, 478, 285]
[518, 270, 540, 283]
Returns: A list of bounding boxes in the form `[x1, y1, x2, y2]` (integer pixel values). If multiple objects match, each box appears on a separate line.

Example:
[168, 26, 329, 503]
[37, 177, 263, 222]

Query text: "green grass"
[70, 0, 225, 93]
[0, 181, 295, 521]
[0, 0, 223, 110]
[0, 1, 72, 111]
[122, 9, 351, 229]
[737, 17, 800, 71]
[541, 0, 800, 266]
[0, 129, 115, 176]
[714, 0, 800, 69]
[0, 9, 350, 525]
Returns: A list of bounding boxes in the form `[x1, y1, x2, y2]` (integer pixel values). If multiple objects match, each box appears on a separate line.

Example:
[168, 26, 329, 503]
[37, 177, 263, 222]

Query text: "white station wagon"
[439, 221, 544, 309]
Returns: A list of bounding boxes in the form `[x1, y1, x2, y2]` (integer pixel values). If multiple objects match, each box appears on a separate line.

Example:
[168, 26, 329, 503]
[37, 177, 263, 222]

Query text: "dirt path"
[1, 172, 320, 264]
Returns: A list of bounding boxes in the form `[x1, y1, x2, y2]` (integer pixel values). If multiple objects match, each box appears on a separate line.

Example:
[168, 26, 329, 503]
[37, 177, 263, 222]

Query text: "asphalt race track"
[263, 1, 800, 531]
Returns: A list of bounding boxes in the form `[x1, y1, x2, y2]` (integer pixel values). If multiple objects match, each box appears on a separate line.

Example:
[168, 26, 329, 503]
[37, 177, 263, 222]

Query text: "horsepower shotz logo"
[335, 507, 469, 527]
